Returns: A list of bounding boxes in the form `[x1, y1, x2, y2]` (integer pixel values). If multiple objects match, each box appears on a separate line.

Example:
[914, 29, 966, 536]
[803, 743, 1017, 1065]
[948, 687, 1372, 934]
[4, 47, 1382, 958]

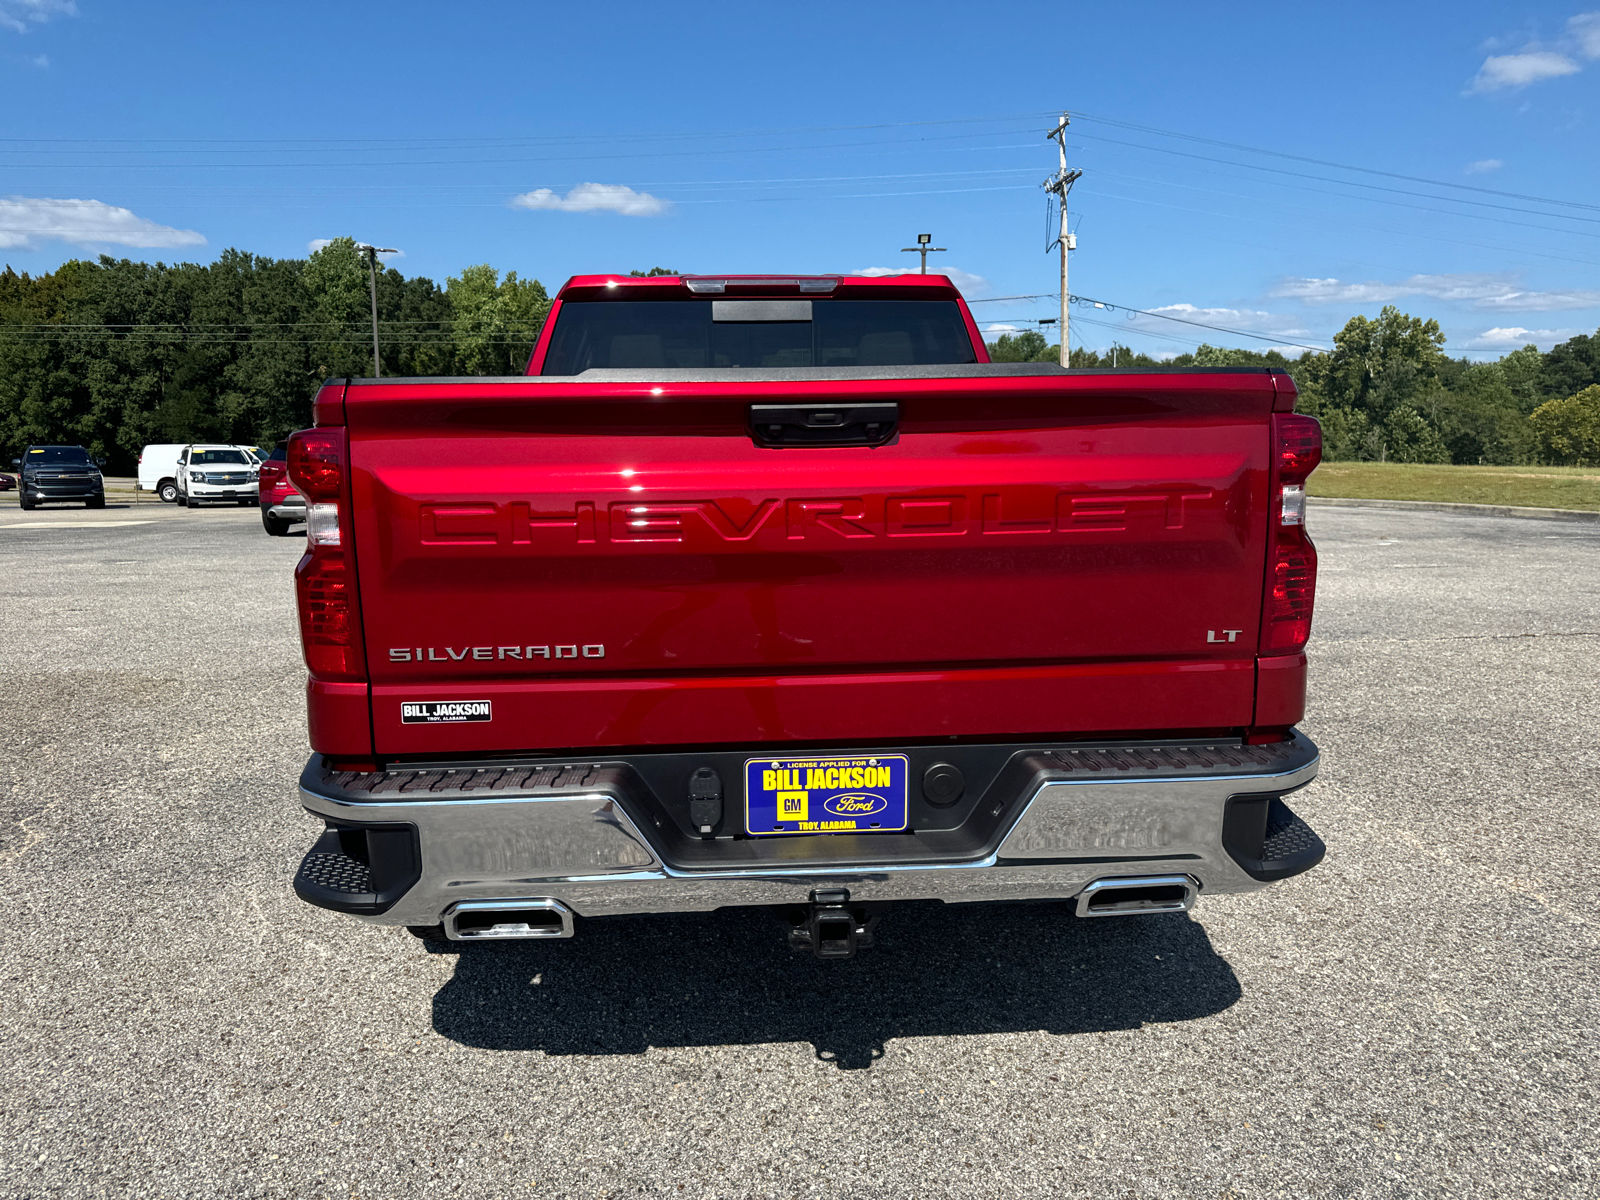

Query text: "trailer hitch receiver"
[786, 889, 880, 960]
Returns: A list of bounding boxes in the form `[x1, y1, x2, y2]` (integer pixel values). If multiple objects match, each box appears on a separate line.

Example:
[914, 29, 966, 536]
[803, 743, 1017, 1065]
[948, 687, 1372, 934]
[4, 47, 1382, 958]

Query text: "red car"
[0, 473, 14, 491]
[257, 442, 305, 535]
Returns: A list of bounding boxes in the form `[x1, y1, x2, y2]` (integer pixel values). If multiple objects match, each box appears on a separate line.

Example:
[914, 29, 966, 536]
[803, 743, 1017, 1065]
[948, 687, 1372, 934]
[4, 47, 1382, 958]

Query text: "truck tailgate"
[341, 370, 1275, 755]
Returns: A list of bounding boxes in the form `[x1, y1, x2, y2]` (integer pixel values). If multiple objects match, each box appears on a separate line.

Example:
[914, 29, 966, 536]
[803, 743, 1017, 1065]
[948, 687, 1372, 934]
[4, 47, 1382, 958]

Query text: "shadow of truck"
[427, 900, 1242, 1069]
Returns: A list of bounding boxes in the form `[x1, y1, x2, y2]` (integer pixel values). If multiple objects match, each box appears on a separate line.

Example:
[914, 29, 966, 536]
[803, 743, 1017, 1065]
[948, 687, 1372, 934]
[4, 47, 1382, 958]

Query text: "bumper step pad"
[297, 840, 372, 895]
[292, 825, 421, 916]
[1262, 800, 1324, 865]
[1222, 796, 1326, 882]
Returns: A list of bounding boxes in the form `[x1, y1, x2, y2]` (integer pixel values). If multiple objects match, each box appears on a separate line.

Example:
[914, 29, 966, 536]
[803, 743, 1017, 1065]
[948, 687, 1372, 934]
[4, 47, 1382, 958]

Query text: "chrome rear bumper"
[294, 733, 1323, 926]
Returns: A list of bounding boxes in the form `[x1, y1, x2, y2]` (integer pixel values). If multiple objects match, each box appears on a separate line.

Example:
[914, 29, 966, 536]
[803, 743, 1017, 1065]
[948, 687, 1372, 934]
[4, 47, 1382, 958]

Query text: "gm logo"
[822, 793, 889, 819]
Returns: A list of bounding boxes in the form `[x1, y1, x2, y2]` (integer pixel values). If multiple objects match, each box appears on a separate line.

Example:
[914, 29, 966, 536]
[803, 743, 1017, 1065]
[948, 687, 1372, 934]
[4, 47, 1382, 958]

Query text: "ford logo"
[822, 793, 888, 819]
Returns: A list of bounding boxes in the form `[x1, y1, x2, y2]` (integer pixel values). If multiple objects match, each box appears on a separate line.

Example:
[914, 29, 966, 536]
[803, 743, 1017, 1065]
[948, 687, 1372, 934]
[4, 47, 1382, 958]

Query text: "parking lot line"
[0, 520, 155, 529]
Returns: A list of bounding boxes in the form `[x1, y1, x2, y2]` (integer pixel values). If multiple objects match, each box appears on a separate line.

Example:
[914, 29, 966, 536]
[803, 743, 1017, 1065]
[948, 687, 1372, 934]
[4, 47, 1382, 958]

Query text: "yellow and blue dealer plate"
[744, 755, 910, 836]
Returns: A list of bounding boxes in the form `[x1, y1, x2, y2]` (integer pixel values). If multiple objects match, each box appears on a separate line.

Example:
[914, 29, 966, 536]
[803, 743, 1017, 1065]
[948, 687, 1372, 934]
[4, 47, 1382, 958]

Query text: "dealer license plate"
[745, 754, 909, 836]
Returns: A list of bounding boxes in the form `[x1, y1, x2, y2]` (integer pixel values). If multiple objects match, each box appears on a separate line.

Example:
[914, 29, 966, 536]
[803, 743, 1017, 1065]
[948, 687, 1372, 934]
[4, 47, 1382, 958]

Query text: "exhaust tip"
[445, 898, 575, 941]
[1074, 874, 1198, 919]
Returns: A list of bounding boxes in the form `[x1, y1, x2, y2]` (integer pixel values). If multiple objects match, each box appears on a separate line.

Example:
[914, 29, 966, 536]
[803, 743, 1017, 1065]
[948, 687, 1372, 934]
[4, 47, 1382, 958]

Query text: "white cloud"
[943, 267, 989, 295]
[1271, 273, 1600, 312]
[850, 265, 989, 295]
[1139, 302, 1317, 340]
[982, 323, 1023, 335]
[0, 196, 205, 251]
[1463, 325, 1585, 349]
[510, 183, 667, 217]
[0, 0, 76, 35]
[1470, 12, 1600, 91]
[1465, 158, 1503, 174]
[1569, 11, 1600, 58]
[1472, 50, 1580, 90]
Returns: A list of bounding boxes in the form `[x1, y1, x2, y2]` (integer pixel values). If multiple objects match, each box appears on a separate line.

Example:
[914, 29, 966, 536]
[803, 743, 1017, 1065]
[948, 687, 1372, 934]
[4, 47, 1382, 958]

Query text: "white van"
[139, 443, 263, 502]
[137, 444, 186, 502]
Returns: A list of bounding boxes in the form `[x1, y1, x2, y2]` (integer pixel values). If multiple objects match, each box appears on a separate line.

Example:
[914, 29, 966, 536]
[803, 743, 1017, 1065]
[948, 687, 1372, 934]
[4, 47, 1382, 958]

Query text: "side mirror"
[9, 459, 19, 470]
[94, 456, 106, 468]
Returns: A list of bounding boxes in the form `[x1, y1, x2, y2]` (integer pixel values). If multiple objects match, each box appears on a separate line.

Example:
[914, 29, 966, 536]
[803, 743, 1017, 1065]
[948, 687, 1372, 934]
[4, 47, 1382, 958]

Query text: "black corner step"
[1261, 802, 1325, 868]
[1221, 796, 1326, 882]
[292, 824, 421, 916]
[298, 839, 373, 895]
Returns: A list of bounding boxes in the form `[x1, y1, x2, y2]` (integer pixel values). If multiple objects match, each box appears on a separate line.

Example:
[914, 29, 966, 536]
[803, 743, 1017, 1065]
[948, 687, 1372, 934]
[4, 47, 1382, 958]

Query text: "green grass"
[1309, 462, 1600, 512]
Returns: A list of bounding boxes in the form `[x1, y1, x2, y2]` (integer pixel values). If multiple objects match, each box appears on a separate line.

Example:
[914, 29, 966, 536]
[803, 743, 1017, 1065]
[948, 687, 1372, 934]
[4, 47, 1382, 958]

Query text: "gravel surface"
[0, 500, 1596, 1199]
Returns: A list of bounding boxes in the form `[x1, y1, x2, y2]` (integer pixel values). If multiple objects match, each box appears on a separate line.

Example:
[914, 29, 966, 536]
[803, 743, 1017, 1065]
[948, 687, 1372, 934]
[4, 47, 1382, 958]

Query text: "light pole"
[355, 242, 398, 377]
[900, 232, 946, 274]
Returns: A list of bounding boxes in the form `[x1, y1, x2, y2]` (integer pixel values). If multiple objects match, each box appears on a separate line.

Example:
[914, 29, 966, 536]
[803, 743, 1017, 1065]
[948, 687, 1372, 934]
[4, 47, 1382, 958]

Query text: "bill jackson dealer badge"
[744, 755, 909, 836]
[401, 700, 492, 724]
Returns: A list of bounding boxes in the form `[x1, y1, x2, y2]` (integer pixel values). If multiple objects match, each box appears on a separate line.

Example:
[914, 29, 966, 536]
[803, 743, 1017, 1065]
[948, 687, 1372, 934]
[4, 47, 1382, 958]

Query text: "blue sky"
[2, 0, 1598, 359]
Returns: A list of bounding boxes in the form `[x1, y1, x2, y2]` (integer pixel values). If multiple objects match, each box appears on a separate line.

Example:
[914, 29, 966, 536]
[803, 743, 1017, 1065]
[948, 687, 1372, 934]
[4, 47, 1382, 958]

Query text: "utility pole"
[1042, 114, 1082, 367]
[355, 242, 398, 377]
[900, 232, 946, 274]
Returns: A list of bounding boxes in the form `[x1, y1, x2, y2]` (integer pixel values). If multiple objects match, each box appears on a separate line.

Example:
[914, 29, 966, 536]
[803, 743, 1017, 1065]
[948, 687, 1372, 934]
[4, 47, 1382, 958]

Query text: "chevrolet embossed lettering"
[745, 755, 909, 836]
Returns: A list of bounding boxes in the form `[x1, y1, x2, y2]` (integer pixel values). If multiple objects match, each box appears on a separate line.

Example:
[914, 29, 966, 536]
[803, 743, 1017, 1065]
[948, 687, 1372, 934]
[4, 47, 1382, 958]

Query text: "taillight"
[297, 553, 363, 676]
[1262, 415, 1322, 654]
[288, 430, 343, 502]
[1276, 415, 1322, 481]
[288, 428, 366, 682]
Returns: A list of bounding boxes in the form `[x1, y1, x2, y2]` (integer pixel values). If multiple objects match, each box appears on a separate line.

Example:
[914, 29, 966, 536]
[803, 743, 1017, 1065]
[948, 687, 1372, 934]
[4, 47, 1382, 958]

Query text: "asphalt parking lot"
[0, 498, 1596, 1199]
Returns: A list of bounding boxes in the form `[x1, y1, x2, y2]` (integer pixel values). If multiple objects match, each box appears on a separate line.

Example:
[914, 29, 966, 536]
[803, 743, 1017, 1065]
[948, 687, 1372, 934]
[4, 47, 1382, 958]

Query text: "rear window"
[190, 449, 249, 465]
[267, 443, 287, 462]
[541, 300, 977, 374]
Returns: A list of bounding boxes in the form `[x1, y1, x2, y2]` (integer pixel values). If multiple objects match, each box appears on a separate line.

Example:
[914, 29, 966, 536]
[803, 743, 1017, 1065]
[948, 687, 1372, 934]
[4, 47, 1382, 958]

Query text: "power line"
[0, 112, 1059, 148]
[1072, 110, 1600, 215]
[0, 103, 1583, 224]
[1070, 130, 1600, 235]
[1077, 179, 1600, 269]
[972, 289, 1327, 351]
[0, 128, 1046, 173]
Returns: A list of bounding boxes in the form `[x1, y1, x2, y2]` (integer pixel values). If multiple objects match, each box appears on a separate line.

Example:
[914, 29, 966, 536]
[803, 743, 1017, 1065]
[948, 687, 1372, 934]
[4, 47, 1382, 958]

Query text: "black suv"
[13, 446, 106, 510]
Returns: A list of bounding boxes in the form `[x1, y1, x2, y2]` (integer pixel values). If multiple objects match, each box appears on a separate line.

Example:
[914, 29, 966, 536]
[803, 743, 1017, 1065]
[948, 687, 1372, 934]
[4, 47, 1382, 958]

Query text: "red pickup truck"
[289, 272, 1325, 957]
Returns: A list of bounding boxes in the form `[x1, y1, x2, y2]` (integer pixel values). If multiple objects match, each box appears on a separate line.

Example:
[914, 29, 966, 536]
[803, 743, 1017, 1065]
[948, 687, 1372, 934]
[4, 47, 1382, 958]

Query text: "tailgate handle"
[748, 402, 898, 448]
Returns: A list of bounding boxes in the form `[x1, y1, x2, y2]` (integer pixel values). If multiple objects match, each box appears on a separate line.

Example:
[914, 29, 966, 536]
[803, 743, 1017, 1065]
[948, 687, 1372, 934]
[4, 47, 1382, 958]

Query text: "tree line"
[0, 237, 549, 470]
[988, 309, 1600, 467]
[4, 241, 1598, 470]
